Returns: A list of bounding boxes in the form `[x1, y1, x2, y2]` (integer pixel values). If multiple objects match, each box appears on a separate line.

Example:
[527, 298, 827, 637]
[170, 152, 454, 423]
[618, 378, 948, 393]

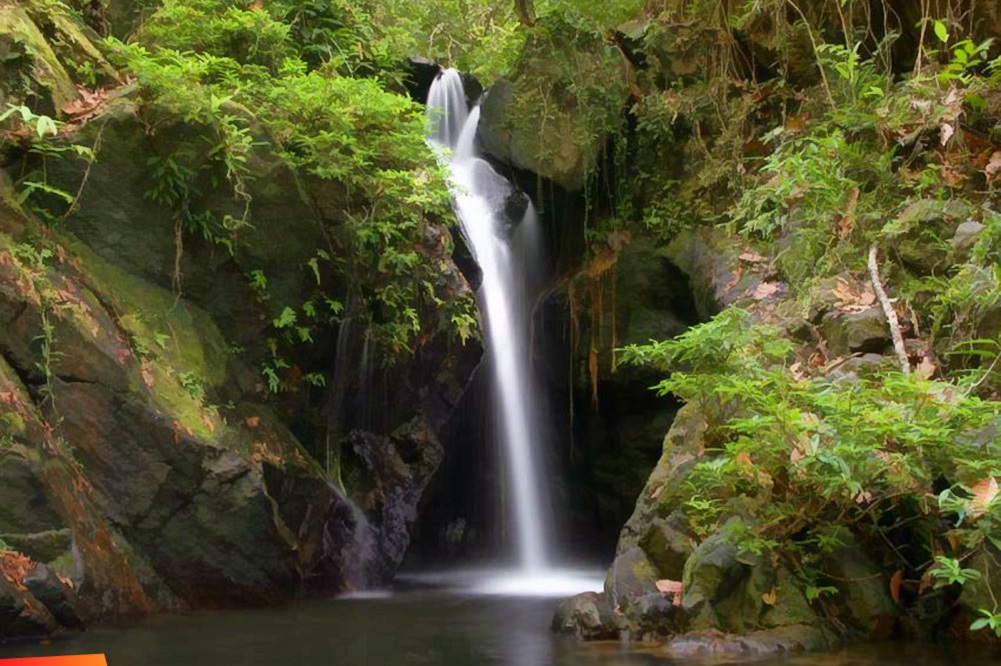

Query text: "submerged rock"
[665, 625, 837, 657]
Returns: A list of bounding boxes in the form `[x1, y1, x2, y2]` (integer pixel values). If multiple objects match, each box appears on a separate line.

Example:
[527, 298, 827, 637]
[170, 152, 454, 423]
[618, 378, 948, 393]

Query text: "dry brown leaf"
[942, 165, 966, 187]
[606, 229, 632, 252]
[0, 551, 34, 593]
[889, 570, 904, 605]
[986, 151, 1001, 178]
[245, 416, 261, 428]
[656, 579, 683, 607]
[833, 278, 876, 312]
[752, 281, 780, 300]
[140, 363, 155, 388]
[967, 477, 999, 518]
[914, 356, 936, 380]
[940, 122, 955, 146]
[832, 279, 854, 304]
[735, 451, 754, 467]
[761, 588, 777, 606]
[918, 573, 933, 595]
[201, 414, 215, 435]
[738, 251, 766, 263]
[723, 266, 744, 293]
[784, 113, 809, 133]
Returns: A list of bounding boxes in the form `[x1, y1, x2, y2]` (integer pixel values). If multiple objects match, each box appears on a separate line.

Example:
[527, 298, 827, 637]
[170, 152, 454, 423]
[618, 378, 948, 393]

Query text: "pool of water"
[0, 579, 996, 665]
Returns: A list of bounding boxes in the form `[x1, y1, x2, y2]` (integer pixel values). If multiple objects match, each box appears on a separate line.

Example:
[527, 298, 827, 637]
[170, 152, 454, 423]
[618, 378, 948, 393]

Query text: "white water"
[427, 69, 559, 579]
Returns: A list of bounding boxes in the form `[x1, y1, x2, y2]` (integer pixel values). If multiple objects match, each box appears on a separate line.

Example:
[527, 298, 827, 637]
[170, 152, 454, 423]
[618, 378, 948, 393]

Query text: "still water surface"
[0, 585, 996, 665]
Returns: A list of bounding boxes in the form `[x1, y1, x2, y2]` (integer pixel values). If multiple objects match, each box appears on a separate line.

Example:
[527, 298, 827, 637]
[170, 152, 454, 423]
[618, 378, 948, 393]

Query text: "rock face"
[0, 49, 480, 639]
[554, 229, 898, 655]
[478, 19, 630, 192]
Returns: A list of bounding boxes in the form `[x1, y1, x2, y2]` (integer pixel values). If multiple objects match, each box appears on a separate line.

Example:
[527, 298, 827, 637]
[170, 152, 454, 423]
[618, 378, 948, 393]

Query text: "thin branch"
[962, 348, 1001, 398]
[785, 0, 836, 109]
[60, 118, 108, 222]
[868, 245, 909, 375]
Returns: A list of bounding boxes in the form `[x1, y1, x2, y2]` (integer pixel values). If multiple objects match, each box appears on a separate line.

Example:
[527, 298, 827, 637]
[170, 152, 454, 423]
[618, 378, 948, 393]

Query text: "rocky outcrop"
[0, 28, 480, 636]
[554, 227, 902, 655]
[478, 19, 630, 192]
[0, 0, 117, 114]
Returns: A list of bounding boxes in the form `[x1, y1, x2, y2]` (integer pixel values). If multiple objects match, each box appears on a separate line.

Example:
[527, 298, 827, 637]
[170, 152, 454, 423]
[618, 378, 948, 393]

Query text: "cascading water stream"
[422, 68, 602, 596]
[428, 69, 548, 572]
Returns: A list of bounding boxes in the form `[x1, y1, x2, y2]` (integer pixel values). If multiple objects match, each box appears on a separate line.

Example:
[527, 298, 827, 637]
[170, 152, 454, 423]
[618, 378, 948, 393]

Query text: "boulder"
[882, 199, 972, 275]
[0, 1, 115, 113]
[819, 307, 891, 356]
[478, 20, 630, 191]
[551, 591, 622, 640]
[664, 228, 759, 319]
[345, 417, 445, 587]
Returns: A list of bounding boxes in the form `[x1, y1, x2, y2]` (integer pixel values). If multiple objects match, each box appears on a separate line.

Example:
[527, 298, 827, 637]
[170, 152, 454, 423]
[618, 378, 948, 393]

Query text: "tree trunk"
[514, 0, 536, 27]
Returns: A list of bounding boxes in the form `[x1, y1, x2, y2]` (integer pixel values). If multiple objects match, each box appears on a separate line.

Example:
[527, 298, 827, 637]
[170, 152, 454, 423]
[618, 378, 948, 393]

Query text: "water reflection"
[0, 589, 996, 666]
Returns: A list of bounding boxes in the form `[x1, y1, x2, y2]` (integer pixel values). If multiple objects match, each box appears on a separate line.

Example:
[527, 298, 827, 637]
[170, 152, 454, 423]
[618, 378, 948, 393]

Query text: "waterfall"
[428, 69, 550, 572]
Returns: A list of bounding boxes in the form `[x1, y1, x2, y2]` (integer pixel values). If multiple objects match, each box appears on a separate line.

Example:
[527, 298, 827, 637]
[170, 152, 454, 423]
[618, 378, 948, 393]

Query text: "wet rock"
[665, 625, 837, 657]
[552, 591, 621, 640]
[959, 545, 1001, 632]
[404, 56, 440, 104]
[24, 562, 82, 629]
[638, 516, 693, 582]
[607, 546, 660, 604]
[346, 417, 444, 587]
[0, 530, 73, 566]
[0, 2, 115, 113]
[821, 533, 895, 635]
[665, 228, 757, 318]
[0, 573, 58, 641]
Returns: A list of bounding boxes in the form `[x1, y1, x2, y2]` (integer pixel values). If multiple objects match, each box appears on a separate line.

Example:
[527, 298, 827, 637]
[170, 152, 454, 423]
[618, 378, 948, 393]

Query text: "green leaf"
[971, 618, 990, 631]
[272, 306, 297, 329]
[933, 20, 949, 44]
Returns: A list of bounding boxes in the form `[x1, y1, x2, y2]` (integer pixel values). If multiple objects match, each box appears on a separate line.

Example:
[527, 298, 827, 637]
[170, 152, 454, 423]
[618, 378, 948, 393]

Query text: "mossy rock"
[882, 199, 972, 275]
[819, 307, 891, 357]
[0, 529, 73, 565]
[960, 545, 1001, 625]
[479, 21, 630, 191]
[0, 2, 77, 111]
[0, 0, 116, 113]
[46, 93, 326, 341]
[664, 228, 755, 319]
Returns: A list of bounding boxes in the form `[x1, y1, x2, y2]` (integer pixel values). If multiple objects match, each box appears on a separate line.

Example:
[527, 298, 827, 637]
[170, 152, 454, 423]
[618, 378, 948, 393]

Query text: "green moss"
[66, 237, 229, 388]
[0, 4, 77, 109]
[479, 19, 630, 191]
[59, 237, 228, 441]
